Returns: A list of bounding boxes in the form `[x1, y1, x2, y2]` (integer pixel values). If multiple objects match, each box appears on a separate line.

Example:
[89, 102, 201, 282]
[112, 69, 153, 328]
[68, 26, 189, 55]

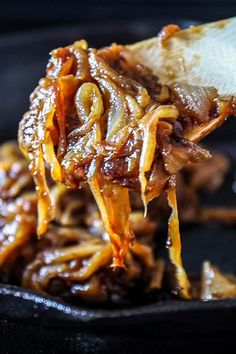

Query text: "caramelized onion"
[158, 24, 181, 45]
[18, 40, 234, 270]
[167, 186, 191, 299]
[170, 83, 218, 125]
[163, 140, 211, 175]
[88, 166, 134, 267]
[75, 82, 104, 131]
[201, 261, 236, 300]
[1, 141, 236, 303]
[139, 105, 178, 210]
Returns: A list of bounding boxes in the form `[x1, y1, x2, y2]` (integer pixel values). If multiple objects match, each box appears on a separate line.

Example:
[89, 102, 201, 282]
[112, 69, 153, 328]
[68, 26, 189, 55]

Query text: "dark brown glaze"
[18, 38, 234, 296]
[0, 142, 163, 304]
[0, 142, 235, 304]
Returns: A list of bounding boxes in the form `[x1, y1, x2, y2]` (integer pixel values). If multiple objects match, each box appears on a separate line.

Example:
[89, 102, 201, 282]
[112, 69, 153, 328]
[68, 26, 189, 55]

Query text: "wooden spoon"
[128, 17, 236, 98]
[128, 18, 236, 141]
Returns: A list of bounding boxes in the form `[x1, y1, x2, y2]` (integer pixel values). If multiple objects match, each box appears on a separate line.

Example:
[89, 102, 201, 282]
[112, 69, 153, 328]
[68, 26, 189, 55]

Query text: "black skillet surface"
[1, 19, 236, 353]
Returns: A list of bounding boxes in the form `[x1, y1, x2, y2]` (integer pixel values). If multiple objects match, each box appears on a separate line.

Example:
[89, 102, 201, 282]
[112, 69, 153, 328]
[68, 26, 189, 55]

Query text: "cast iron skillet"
[0, 19, 236, 353]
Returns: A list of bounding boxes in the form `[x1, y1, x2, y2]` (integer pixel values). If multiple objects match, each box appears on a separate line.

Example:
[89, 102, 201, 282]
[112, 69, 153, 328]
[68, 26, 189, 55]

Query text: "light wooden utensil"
[128, 17, 236, 98]
[128, 18, 236, 140]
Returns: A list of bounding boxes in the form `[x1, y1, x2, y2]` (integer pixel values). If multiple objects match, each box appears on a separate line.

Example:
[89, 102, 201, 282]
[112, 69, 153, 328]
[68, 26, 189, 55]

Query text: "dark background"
[0, 0, 236, 35]
[0, 3, 236, 353]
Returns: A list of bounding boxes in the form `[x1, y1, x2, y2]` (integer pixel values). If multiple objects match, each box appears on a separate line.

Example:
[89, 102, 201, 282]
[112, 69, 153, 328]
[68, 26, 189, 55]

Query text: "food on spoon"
[18, 26, 235, 299]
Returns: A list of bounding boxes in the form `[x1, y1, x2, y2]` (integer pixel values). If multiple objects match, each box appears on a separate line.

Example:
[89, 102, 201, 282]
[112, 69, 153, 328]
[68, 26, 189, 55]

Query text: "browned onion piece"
[18, 39, 235, 273]
[167, 185, 191, 299]
[88, 167, 134, 267]
[201, 261, 236, 300]
[158, 25, 181, 46]
[170, 83, 218, 125]
[139, 105, 178, 210]
[162, 140, 211, 175]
